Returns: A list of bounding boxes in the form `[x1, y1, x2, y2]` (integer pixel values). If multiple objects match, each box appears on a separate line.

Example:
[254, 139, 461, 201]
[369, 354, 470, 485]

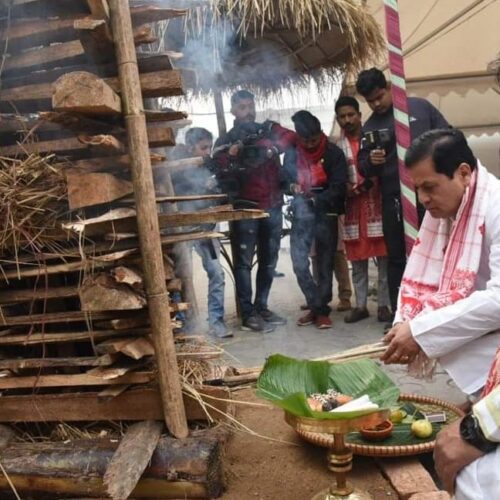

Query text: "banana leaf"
[256, 355, 400, 420]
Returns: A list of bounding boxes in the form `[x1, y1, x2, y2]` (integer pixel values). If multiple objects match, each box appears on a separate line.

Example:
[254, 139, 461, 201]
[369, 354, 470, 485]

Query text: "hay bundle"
[0, 153, 68, 257]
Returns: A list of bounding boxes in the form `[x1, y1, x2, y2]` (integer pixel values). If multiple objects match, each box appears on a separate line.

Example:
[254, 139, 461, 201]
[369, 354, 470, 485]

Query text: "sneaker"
[377, 306, 393, 323]
[315, 315, 333, 329]
[336, 299, 352, 312]
[258, 308, 287, 325]
[344, 308, 369, 324]
[297, 311, 315, 326]
[241, 313, 274, 333]
[208, 321, 233, 339]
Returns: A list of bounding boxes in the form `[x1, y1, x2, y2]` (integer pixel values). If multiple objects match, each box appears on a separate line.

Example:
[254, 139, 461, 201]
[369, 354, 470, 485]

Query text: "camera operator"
[356, 68, 450, 326]
[284, 110, 348, 330]
[213, 90, 296, 332]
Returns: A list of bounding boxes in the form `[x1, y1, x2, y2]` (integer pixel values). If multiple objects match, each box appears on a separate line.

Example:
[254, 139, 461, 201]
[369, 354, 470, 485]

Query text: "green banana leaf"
[256, 354, 400, 420]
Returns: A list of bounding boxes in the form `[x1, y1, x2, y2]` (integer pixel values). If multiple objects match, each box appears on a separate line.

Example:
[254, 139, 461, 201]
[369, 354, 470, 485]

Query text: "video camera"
[207, 120, 280, 174]
[362, 128, 392, 151]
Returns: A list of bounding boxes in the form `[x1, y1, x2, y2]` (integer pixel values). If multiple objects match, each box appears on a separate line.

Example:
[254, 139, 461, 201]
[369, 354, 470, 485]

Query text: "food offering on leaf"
[306, 389, 353, 412]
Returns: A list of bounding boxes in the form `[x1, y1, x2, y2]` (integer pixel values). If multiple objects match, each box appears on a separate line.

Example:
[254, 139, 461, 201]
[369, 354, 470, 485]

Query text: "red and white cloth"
[337, 132, 384, 242]
[399, 165, 488, 319]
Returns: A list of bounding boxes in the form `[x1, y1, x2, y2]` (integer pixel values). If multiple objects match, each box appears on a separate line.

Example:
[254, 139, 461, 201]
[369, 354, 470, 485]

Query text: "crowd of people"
[174, 67, 450, 335]
[169, 66, 500, 498]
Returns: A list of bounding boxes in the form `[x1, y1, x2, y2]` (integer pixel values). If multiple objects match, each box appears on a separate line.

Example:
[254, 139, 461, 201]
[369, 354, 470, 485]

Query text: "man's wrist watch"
[459, 412, 497, 453]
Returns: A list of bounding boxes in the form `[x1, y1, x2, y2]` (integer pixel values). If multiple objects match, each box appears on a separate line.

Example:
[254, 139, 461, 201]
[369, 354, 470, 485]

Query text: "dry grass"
[214, 0, 385, 67]
[0, 153, 68, 259]
[174, 0, 386, 97]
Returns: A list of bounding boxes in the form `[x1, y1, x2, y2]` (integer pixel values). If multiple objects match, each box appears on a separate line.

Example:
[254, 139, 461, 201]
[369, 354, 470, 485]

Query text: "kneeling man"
[382, 129, 500, 397]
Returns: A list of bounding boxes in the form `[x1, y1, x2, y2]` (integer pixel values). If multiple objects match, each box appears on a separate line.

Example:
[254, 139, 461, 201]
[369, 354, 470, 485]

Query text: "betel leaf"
[256, 354, 400, 420]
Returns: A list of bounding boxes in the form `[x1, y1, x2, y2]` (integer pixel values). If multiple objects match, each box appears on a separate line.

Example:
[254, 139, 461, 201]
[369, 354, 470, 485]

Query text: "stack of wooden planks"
[0, 0, 265, 497]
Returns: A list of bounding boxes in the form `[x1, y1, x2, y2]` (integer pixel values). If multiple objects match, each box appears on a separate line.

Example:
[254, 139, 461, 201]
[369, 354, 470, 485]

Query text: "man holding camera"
[284, 110, 348, 329]
[213, 90, 295, 332]
[334, 96, 391, 324]
[356, 68, 450, 322]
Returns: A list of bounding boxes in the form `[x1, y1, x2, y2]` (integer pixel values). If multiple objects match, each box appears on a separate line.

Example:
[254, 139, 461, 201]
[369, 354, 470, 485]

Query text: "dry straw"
[213, 0, 385, 70]
[0, 153, 68, 260]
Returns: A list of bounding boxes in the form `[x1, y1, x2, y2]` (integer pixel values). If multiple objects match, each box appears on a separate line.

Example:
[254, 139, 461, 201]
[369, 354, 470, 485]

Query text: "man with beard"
[284, 110, 348, 329]
[213, 90, 295, 332]
[334, 96, 391, 324]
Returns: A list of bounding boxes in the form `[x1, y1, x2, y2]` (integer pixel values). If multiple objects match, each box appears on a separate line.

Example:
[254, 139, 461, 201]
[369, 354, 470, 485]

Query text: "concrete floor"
[192, 241, 465, 405]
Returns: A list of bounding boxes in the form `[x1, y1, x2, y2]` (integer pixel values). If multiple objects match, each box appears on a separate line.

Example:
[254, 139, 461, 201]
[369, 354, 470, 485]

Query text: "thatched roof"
[162, 0, 385, 96]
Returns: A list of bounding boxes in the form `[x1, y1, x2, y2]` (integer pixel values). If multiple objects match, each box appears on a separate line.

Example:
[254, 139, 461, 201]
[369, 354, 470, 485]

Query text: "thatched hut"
[161, 0, 385, 97]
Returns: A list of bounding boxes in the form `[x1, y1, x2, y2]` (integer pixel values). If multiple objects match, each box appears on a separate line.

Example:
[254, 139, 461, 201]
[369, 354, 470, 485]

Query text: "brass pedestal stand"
[285, 410, 389, 500]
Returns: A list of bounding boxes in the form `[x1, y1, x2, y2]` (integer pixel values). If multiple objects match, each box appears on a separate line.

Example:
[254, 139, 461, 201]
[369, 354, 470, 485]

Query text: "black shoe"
[258, 308, 287, 325]
[241, 313, 275, 333]
[273, 270, 285, 278]
[344, 308, 369, 324]
[377, 306, 393, 323]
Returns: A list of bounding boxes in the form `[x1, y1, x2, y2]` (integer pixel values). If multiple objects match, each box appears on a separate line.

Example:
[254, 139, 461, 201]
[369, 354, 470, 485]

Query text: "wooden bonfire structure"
[0, 0, 266, 498]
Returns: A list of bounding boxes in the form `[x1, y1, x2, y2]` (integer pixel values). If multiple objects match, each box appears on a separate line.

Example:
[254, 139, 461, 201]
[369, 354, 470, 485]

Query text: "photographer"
[334, 96, 391, 325]
[284, 110, 347, 329]
[213, 90, 295, 332]
[356, 68, 450, 323]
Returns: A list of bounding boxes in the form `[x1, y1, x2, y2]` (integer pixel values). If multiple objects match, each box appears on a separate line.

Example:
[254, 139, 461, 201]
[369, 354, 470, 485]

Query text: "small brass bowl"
[359, 419, 394, 441]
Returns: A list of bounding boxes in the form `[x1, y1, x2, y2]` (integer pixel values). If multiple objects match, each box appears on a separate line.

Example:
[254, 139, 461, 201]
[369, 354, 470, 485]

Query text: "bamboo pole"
[213, 90, 226, 136]
[108, 0, 188, 438]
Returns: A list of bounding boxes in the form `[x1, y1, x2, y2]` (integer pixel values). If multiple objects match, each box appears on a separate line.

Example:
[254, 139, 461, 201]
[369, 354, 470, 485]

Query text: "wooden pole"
[213, 90, 227, 136]
[108, 0, 188, 438]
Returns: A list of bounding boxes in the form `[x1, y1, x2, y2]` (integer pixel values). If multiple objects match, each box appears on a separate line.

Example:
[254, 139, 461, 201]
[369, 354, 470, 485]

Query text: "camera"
[362, 128, 392, 150]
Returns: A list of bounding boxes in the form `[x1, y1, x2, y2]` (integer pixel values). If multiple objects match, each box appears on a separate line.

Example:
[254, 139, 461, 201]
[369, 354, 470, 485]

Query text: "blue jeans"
[290, 197, 338, 316]
[193, 239, 225, 326]
[232, 207, 282, 319]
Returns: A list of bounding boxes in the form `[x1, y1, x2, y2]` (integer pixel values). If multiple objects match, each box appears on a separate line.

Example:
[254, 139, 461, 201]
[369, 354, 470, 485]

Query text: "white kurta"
[397, 171, 500, 395]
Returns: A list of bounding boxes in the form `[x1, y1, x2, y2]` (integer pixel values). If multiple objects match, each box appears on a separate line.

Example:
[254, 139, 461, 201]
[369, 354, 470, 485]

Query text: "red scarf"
[296, 134, 328, 193]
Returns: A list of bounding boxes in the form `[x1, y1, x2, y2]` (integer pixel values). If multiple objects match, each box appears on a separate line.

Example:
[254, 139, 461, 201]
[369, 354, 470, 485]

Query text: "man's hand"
[369, 148, 386, 166]
[434, 418, 484, 493]
[381, 321, 421, 364]
[290, 183, 303, 195]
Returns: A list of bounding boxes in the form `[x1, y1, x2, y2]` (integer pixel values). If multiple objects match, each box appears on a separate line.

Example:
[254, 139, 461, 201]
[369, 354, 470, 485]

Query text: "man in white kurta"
[381, 131, 500, 395]
[380, 129, 500, 498]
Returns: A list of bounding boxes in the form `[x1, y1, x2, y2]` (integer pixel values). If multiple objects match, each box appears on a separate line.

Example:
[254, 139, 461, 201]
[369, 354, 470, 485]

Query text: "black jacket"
[358, 97, 450, 197]
[283, 140, 348, 215]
